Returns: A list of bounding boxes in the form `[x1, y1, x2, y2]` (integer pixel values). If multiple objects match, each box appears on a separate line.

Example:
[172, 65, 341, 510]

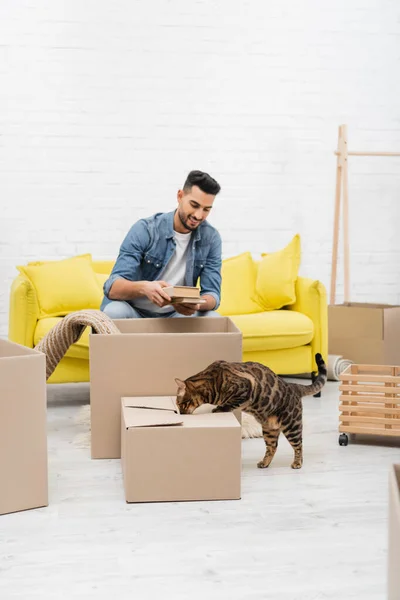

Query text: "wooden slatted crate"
[338, 364, 400, 445]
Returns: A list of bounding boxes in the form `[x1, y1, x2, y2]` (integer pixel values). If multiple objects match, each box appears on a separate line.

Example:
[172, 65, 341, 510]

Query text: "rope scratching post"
[34, 309, 120, 380]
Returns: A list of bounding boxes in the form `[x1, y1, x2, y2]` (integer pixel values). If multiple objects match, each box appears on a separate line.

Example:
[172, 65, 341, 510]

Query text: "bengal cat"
[175, 353, 327, 469]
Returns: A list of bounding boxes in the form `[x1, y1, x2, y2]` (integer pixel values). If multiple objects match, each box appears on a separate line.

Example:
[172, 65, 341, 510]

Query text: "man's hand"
[142, 281, 172, 307]
[172, 302, 201, 316]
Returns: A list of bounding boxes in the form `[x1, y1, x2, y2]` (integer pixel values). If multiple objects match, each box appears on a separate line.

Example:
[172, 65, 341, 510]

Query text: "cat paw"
[291, 461, 302, 469]
[257, 460, 270, 469]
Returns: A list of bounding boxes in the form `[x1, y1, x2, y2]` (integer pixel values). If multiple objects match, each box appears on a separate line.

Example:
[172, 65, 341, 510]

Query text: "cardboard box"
[388, 464, 400, 600]
[121, 397, 241, 503]
[90, 317, 242, 459]
[0, 339, 48, 516]
[328, 303, 400, 364]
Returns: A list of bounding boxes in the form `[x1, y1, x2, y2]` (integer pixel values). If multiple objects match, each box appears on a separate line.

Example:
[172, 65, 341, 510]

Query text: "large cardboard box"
[328, 303, 400, 364]
[121, 397, 241, 503]
[90, 317, 242, 459]
[0, 339, 48, 516]
[389, 464, 400, 600]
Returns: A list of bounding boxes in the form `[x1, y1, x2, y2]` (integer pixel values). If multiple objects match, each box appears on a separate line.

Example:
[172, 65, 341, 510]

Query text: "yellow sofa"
[8, 255, 327, 384]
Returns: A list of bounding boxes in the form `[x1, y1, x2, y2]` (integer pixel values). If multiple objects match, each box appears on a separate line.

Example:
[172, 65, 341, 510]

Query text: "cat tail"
[295, 353, 327, 396]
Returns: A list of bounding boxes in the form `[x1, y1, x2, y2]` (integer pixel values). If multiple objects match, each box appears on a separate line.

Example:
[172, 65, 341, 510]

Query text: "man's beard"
[178, 210, 201, 232]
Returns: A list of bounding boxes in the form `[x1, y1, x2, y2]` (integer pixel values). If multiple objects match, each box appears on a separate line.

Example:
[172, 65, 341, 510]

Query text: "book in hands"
[169, 297, 206, 305]
[163, 285, 201, 299]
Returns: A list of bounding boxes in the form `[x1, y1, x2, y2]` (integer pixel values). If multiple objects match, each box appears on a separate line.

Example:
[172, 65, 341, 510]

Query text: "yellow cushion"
[34, 317, 90, 361]
[254, 234, 301, 310]
[27, 252, 91, 267]
[17, 254, 103, 318]
[95, 273, 108, 293]
[228, 310, 313, 353]
[93, 260, 115, 274]
[218, 252, 263, 315]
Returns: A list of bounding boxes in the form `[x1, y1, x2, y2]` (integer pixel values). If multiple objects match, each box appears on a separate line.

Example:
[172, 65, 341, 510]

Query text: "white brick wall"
[1, 0, 400, 339]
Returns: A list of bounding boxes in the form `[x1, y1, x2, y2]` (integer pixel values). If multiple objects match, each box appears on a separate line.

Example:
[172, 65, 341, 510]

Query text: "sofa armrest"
[8, 274, 40, 348]
[287, 276, 328, 371]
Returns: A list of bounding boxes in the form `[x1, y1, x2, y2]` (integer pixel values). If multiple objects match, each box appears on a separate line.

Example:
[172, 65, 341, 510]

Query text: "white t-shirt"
[132, 230, 192, 314]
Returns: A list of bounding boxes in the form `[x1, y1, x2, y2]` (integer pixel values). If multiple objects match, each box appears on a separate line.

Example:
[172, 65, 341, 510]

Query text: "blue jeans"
[102, 300, 222, 319]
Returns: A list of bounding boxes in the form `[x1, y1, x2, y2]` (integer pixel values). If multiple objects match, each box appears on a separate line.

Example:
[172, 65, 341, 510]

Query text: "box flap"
[122, 396, 182, 428]
[122, 396, 179, 413]
[0, 338, 44, 359]
[123, 407, 183, 428]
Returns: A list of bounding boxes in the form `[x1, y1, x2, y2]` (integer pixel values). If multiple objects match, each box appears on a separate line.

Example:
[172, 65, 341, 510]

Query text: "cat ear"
[175, 378, 186, 390]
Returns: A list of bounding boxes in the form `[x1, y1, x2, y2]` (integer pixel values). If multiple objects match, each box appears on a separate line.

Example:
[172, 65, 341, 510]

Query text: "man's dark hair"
[183, 170, 221, 196]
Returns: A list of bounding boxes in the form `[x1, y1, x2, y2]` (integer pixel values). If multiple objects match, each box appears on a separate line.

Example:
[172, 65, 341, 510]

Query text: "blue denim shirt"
[100, 210, 222, 311]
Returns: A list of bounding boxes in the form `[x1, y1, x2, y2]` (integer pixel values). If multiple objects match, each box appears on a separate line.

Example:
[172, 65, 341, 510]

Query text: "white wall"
[1, 0, 400, 338]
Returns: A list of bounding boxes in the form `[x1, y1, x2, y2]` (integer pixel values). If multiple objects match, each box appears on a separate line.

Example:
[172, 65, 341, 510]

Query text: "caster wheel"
[339, 433, 349, 446]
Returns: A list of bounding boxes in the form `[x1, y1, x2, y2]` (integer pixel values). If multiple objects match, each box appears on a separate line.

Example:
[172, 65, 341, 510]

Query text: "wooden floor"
[1, 380, 398, 599]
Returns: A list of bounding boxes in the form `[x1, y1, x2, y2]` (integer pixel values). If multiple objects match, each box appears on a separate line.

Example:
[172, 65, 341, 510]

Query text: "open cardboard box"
[121, 396, 241, 503]
[329, 303, 400, 364]
[0, 339, 48, 516]
[90, 317, 242, 459]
